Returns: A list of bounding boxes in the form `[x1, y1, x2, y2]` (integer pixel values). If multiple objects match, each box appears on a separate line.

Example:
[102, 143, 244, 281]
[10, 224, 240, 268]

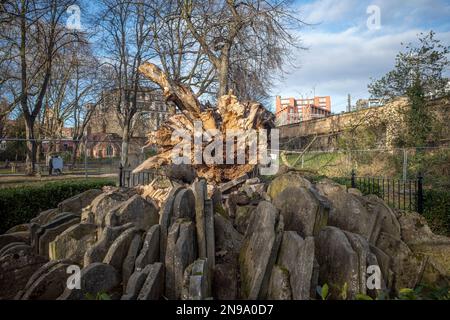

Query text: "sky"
[269, 0, 450, 113]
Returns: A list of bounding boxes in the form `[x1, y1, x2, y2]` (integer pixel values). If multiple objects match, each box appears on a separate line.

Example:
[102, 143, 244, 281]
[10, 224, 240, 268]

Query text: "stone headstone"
[239, 201, 284, 299]
[82, 191, 128, 228]
[121, 264, 154, 300]
[58, 189, 102, 215]
[316, 183, 379, 244]
[204, 200, 215, 268]
[105, 194, 159, 231]
[6, 223, 30, 234]
[172, 188, 196, 222]
[0, 251, 48, 299]
[30, 213, 78, 250]
[122, 233, 143, 290]
[182, 258, 211, 300]
[84, 223, 134, 266]
[267, 172, 312, 200]
[213, 263, 238, 300]
[0, 242, 31, 258]
[267, 265, 292, 300]
[315, 226, 360, 299]
[191, 179, 207, 259]
[58, 263, 120, 300]
[134, 224, 160, 271]
[272, 186, 325, 237]
[159, 186, 183, 261]
[165, 220, 197, 299]
[49, 223, 97, 265]
[0, 232, 30, 251]
[20, 261, 71, 300]
[234, 205, 255, 234]
[30, 208, 59, 225]
[376, 231, 425, 293]
[277, 231, 316, 300]
[103, 227, 140, 272]
[136, 262, 164, 300]
[38, 216, 80, 257]
[17, 259, 61, 299]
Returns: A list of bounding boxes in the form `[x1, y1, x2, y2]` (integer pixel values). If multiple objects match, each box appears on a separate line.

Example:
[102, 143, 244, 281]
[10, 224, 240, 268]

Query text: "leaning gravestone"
[191, 179, 207, 259]
[58, 262, 120, 300]
[239, 201, 284, 299]
[49, 223, 97, 265]
[165, 219, 197, 299]
[134, 224, 160, 271]
[159, 186, 184, 261]
[20, 260, 72, 300]
[0, 251, 48, 299]
[315, 226, 361, 299]
[121, 233, 143, 289]
[37, 215, 80, 257]
[182, 258, 211, 300]
[84, 223, 134, 266]
[267, 265, 292, 300]
[276, 231, 316, 299]
[58, 189, 102, 215]
[103, 227, 140, 272]
[121, 264, 154, 300]
[136, 263, 164, 300]
[105, 194, 159, 232]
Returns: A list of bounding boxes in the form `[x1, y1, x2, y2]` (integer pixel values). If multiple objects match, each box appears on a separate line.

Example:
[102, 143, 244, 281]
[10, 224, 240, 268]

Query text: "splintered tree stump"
[133, 62, 275, 184]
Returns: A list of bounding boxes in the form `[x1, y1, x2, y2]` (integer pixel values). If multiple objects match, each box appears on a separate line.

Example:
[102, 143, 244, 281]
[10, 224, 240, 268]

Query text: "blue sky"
[270, 0, 450, 112]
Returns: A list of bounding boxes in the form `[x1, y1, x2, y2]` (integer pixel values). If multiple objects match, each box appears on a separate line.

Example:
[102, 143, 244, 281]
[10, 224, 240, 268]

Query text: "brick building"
[87, 87, 171, 138]
[84, 87, 171, 160]
[275, 95, 331, 126]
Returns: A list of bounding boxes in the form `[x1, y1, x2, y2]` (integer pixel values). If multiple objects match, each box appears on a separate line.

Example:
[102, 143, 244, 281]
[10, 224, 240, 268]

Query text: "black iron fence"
[119, 164, 162, 188]
[336, 170, 424, 213]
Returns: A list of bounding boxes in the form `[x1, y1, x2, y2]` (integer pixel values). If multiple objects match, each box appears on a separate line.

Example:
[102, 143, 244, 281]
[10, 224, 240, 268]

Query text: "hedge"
[423, 189, 450, 236]
[0, 178, 115, 234]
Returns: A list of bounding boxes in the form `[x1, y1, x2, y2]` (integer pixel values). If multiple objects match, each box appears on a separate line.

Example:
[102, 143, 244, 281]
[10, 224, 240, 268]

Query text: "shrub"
[423, 189, 450, 236]
[0, 178, 115, 233]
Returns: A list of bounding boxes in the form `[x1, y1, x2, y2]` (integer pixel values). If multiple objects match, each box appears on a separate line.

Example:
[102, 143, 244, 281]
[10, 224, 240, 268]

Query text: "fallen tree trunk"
[133, 62, 275, 184]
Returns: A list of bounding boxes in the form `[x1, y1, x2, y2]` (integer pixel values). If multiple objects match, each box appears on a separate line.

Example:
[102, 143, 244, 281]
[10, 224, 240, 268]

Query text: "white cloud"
[299, 0, 360, 25]
[269, 0, 450, 113]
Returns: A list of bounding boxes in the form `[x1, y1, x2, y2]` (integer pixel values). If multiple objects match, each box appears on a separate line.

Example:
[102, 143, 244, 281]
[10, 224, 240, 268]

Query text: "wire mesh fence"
[0, 138, 146, 178]
[278, 146, 450, 188]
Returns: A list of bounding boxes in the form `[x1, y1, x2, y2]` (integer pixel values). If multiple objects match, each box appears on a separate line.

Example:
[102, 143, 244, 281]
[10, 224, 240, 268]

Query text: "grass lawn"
[0, 173, 118, 189]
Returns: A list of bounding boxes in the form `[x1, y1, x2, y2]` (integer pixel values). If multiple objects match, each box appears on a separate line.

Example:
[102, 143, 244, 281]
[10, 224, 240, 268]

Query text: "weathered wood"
[134, 62, 275, 184]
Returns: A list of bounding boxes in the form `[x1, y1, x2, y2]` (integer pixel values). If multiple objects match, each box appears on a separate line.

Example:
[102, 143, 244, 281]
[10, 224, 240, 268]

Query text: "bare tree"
[1, 0, 84, 174]
[180, 0, 304, 99]
[0, 98, 12, 139]
[37, 37, 102, 164]
[148, 0, 216, 99]
[97, 0, 158, 166]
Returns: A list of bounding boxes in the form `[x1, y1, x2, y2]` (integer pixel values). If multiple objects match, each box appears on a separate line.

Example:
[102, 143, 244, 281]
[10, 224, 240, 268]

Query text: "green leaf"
[356, 293, 373, 300]
[340, 282, 348, 300]
[321, 283, 329, 300]
[98, 292, 111, 300]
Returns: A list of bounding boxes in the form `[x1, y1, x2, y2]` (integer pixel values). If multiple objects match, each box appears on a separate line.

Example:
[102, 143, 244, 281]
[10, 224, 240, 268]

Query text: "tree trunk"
[24, 117, 37, 175]
[71, 140, 80, 167]
[217, 54, 230, 98]
[121, 124, 130, 167]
